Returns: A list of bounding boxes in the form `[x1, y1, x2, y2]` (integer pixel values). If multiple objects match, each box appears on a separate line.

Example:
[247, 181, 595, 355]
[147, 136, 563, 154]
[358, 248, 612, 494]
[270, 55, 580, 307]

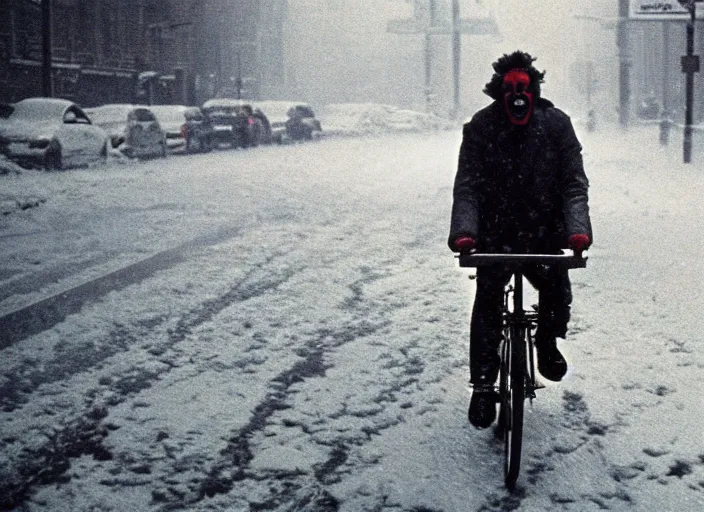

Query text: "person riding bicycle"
[448, 51, 592, 429]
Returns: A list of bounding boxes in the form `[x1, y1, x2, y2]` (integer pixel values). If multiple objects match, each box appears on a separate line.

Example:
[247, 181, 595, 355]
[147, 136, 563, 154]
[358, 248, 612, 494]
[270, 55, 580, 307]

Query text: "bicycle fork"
[507, 273, 540, 401]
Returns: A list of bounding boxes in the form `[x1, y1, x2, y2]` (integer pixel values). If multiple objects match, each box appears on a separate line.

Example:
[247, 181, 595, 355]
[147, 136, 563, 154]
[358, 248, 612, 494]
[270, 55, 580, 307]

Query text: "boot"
[468, 384, 498, 429]
[535, 336, 567, 382]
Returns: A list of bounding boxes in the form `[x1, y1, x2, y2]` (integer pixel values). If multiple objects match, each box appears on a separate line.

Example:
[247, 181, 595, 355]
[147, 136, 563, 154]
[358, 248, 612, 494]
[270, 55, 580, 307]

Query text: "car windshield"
[132, 109, 155, 122]
[208, 113, 234, 124]
[0, 104, 14, 119]
[297, 106, 315, 118]
[149, 106, 187, 123]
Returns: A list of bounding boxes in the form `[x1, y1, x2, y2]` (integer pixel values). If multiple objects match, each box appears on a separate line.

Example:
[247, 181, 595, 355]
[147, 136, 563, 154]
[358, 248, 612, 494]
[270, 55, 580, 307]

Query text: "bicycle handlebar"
[457, 250, 587, 269]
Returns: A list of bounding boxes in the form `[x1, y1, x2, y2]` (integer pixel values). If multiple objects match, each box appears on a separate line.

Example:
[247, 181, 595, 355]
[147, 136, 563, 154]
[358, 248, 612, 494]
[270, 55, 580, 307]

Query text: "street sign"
[629, 0, 704, 20]
[681, 54, 700, 72]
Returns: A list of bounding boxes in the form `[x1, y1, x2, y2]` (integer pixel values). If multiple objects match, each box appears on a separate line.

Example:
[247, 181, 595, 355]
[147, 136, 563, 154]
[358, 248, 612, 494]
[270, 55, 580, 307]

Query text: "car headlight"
[29, 138, 52, 149]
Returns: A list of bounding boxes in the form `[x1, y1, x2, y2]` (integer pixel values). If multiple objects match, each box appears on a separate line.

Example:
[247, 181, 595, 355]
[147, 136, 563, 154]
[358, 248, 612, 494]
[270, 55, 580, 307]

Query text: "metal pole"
[41, 0, 53, 97]
[451, 0, 460, 119]
[236, 52, 242, 100]
[660, 21, 672, 146]
[663, 22, 670, 115]
[618, 0, 631, 128]
[684, 4, 696, 163]
[424, 32, 432, 113]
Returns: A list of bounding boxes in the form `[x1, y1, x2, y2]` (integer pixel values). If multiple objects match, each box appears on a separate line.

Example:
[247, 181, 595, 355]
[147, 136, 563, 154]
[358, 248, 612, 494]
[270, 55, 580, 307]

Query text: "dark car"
[254, 101, 322, 144]
[285, 104, 322, 141]
[149, 105, 213, 154]
[201, 99, 257, 149]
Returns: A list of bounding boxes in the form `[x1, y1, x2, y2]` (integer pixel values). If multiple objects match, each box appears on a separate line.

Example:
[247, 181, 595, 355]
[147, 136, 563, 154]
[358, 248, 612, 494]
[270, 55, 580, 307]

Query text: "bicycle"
[457, 250, 587, 489]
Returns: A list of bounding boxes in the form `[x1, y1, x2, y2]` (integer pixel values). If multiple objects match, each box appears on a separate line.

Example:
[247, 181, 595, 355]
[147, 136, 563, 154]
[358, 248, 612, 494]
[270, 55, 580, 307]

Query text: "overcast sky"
[283, 0, 619, 118]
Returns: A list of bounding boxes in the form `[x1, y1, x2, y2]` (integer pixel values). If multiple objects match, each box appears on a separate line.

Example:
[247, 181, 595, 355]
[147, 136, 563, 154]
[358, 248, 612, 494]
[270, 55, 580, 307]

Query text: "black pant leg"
[524, 266, 573, 340]
[469, 266, 512, 384]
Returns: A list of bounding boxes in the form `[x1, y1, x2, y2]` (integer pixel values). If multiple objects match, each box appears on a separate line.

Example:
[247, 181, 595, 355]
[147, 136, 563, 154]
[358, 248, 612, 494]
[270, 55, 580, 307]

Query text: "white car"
[0, 98, 109, 170]
[148, 105, 213, 154]
[85, 104, 167, 160]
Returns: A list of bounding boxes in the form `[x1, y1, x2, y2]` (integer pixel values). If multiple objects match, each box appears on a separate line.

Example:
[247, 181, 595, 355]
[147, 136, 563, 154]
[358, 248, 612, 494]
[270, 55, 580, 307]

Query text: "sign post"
[679, 0, 702, 163]
[619, 0, 631, 128]
[629, 0, 703, 162]
[387, 1, 498, 118]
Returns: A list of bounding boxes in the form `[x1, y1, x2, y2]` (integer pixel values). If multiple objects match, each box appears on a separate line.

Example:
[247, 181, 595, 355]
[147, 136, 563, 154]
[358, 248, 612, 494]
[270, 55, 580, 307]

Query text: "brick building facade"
[0, 0, 287, 107]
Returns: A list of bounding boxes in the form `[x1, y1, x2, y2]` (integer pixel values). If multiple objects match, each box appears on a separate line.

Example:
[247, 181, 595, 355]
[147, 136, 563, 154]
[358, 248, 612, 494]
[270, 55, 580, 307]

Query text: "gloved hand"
[453, 236, 476, 251]
[568, 234, 591, 251]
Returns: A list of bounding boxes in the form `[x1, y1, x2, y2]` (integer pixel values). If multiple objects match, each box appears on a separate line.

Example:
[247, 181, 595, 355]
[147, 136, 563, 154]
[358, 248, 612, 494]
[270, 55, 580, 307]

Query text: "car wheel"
[44, 141, 62, 170]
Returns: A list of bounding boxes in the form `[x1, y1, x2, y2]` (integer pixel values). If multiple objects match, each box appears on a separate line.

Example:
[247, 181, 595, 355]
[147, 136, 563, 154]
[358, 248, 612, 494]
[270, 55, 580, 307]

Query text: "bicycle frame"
[503, 272, 541, 401]
[458, 250, 587, 489]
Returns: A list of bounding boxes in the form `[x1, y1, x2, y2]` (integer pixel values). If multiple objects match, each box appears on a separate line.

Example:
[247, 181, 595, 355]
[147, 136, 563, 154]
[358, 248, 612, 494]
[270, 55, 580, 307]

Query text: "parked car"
[84, 104, 167, 159]
[0, 98, 109, 170]
[254, 101, 322, 144]
[148, 105, 213, 154]
[201, 98, 258, 149]
[286, 103, 322, 141]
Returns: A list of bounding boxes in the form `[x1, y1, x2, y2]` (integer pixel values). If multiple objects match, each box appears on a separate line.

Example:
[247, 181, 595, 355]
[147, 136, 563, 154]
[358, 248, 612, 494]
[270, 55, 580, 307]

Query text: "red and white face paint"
[502, 69, 533, 126]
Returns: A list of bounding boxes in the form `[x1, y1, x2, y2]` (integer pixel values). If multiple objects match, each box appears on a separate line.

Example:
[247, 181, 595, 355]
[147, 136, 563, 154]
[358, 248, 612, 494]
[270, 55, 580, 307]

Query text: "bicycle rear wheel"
[502, 328, 525, 489]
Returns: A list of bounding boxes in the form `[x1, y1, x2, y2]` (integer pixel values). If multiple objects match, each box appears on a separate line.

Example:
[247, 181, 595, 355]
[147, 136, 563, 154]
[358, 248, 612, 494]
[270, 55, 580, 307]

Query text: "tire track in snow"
[0, 252, 299, 509]
[0, 249, 297, 412]
[478, 391, 627, 512]
[151, 268, 421, 510]
[0, 226, 242, 349]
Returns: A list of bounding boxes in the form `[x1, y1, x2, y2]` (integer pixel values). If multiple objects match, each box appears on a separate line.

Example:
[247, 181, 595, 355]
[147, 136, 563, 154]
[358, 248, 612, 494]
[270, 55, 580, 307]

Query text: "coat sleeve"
[448, 120, 484, 250]
[556, 112, 593, 243]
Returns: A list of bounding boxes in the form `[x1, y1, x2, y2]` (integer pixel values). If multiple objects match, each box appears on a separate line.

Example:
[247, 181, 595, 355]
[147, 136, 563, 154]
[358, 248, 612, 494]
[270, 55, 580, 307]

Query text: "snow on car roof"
[85, 104, 146, 125]
[11, 97, 75, 120]
[202, 98, 250, 109]
[148, 105, 191, 122]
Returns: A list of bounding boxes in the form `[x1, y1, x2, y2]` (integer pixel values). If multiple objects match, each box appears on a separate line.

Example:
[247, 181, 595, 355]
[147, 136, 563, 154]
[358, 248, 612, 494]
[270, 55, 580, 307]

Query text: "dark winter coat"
[448, 98, 592, 253]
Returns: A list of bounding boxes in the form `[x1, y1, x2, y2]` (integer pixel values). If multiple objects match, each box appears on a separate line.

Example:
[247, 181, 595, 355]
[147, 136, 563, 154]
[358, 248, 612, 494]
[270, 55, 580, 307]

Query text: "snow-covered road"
[1, 127, 703, 511]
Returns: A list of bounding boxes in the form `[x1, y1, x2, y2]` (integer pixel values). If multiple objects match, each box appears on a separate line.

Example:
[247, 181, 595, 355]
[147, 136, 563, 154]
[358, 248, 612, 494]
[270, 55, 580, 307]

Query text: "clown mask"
[502, 69, 533, 126]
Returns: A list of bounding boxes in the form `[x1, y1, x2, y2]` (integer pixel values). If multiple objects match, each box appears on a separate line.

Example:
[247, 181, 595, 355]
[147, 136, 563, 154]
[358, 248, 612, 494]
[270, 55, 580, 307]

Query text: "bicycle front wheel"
[503, 327, 525, 489]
